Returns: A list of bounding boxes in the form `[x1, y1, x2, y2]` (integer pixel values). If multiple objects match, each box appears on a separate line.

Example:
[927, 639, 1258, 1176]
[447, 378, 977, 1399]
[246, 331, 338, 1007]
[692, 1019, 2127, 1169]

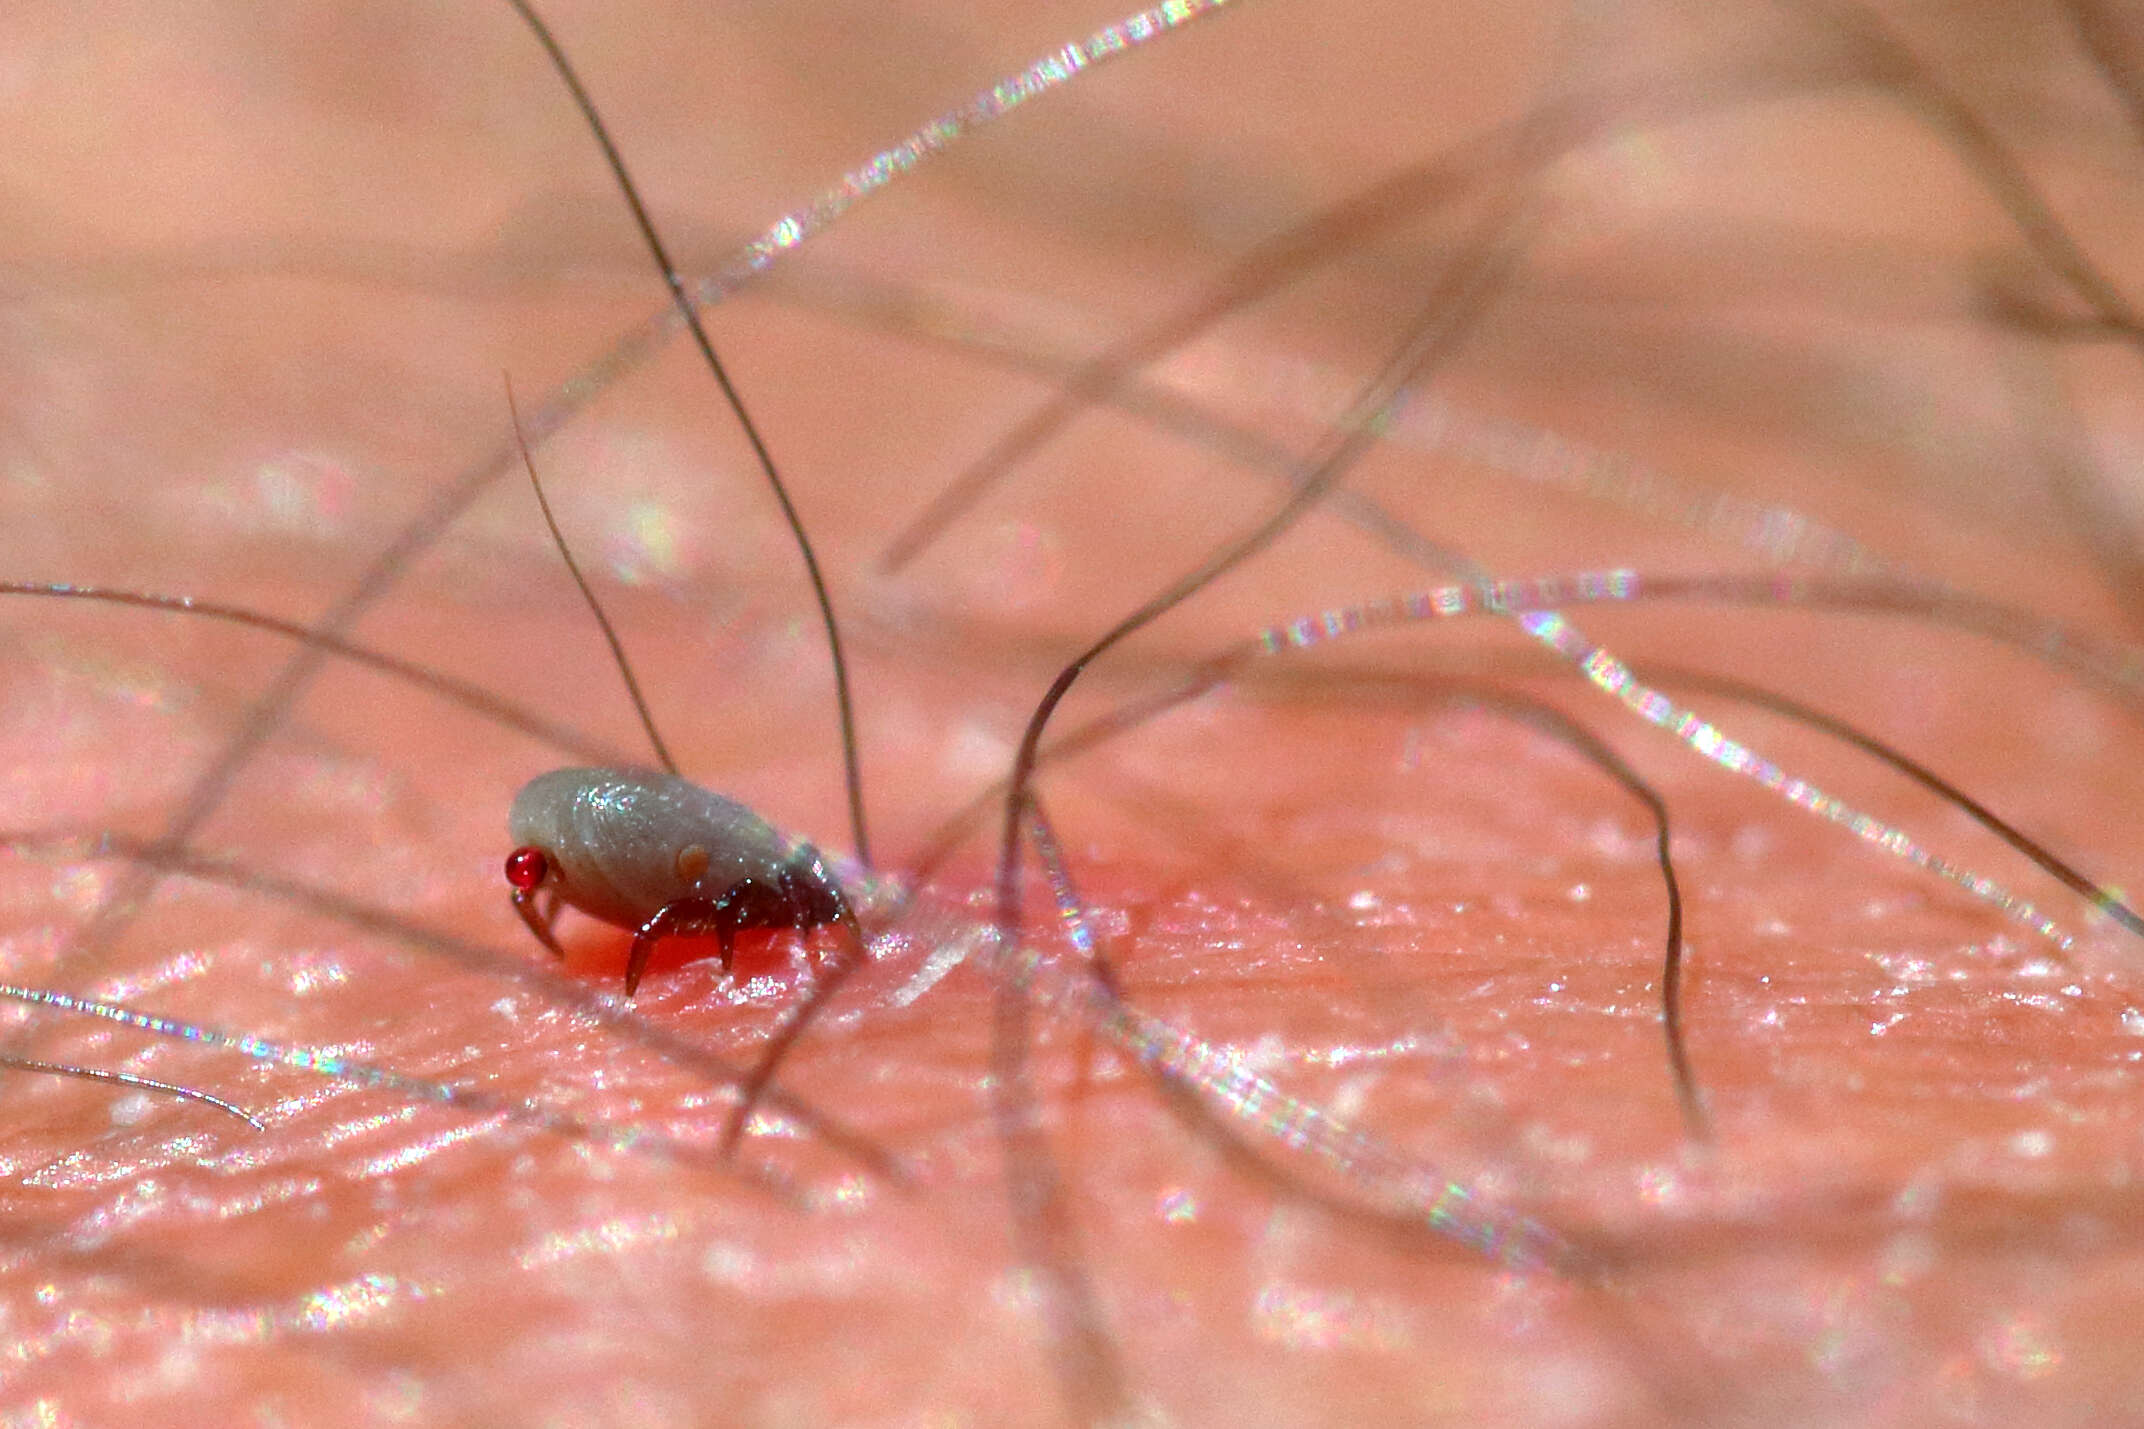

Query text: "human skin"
[4, 1, 2144, 1425]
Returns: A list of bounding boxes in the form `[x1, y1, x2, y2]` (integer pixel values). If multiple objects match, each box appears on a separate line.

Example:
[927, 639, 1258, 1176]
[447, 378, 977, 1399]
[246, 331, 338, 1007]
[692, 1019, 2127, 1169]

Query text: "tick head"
[504, 846, 552, 893]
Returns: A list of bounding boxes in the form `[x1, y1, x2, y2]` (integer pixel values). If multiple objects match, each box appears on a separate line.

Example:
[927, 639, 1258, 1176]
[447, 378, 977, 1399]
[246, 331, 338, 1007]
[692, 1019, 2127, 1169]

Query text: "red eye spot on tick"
[505, 847, 550, 891]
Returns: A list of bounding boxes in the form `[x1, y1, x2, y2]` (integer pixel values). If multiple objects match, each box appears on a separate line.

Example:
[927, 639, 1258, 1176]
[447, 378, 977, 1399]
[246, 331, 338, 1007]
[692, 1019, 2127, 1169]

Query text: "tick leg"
[719, 875, 866, 1156]
[625, 880, 788, 996]
[511, 888, 567, 960]
[625, 895, 727, 997]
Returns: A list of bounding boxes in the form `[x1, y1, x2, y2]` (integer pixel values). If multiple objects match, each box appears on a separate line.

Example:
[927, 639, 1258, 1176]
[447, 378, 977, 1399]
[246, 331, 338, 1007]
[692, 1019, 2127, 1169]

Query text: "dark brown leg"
[511, 888, 566, 959]
[624, 878, 792, 995]
[625, 895, 727, 997]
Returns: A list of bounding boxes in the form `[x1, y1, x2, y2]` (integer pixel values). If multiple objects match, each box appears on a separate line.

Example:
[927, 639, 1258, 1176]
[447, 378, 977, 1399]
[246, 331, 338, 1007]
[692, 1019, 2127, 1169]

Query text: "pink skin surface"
[5, 1, 2144, 1423]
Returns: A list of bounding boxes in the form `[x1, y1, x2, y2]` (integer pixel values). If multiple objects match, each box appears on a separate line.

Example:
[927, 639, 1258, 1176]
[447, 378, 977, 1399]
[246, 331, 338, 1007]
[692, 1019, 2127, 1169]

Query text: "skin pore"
[6, 0, 2144, 1423]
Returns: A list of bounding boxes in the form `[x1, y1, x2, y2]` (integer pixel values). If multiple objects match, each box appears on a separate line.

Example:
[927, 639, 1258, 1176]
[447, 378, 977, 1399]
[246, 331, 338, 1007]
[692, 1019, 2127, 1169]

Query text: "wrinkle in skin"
[2, 1, 2144, 1424]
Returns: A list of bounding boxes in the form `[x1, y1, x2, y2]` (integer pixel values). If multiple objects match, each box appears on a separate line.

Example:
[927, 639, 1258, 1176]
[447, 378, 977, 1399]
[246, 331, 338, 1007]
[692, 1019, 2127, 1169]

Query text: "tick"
[504, 766, 860, 998]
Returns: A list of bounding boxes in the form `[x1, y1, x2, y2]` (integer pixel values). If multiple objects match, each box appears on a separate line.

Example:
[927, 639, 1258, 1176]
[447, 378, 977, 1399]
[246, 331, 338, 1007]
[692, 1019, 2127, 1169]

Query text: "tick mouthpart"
[504, 846, 551, 892]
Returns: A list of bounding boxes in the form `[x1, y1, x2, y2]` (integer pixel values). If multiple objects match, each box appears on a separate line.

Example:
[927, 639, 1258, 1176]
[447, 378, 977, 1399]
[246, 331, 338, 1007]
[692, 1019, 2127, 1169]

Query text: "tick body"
[506, 766, 857, 997]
